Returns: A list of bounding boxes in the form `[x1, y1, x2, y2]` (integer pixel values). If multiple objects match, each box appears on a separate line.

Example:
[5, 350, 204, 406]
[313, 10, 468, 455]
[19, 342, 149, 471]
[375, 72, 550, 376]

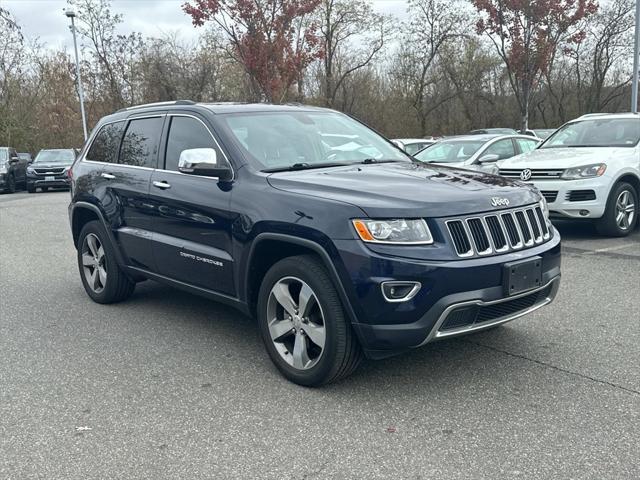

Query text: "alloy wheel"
[81, 233, 107, 293]
[615, 190, 635, 231]
[266, 276, 326, 370]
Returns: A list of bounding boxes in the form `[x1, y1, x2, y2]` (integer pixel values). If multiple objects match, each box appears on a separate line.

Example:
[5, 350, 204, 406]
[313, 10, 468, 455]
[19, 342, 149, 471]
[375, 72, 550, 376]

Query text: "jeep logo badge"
[520, 169, 532, 181]
[491, 197, 510, 207]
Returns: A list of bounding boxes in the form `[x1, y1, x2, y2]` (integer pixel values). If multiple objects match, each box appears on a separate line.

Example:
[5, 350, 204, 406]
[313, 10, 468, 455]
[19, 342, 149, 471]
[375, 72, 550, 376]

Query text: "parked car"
[18, 152, 33, 163]
[392, 138, 436, 155]
[0, 147, 28, 193]
[413, 134, 540, 173]
[468, 128, 518, 135]
[69, 101, 561, 386]
[26, 148, 76, 193]
[520, 128, 555, 139]
[498, 112, 640, 236]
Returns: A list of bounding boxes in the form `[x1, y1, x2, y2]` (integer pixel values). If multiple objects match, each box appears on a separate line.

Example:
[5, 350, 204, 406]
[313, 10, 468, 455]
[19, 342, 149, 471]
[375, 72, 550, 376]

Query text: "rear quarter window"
[86, 122, 125, 163]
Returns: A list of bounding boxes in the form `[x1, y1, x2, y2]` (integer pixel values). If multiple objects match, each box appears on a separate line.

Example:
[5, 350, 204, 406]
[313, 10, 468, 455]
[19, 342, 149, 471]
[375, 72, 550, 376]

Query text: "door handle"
[153, 180, 171, 190]
[101, 172, 116, 179]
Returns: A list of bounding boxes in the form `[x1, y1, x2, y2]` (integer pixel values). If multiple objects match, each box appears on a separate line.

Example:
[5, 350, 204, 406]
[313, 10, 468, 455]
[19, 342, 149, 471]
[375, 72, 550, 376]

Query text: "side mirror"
[478, 153, 500, 163]
[178, 148, 232, 181]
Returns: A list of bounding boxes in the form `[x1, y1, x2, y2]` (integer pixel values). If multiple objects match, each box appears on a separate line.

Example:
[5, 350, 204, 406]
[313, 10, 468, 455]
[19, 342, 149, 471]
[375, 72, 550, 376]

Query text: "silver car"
[413, 134, 540, 173]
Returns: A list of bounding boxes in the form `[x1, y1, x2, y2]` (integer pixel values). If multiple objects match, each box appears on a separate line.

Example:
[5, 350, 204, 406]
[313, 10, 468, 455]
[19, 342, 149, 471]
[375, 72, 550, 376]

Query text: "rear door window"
[119, 117, 164, 168]
[86, 121, 125, 164]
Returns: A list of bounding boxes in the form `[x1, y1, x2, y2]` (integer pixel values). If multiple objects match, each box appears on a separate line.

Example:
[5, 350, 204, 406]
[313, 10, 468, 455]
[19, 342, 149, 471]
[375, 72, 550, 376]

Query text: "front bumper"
[335, 232, 561, 358]
[531, 178, 609, 219]
[27, 174, 70, 190]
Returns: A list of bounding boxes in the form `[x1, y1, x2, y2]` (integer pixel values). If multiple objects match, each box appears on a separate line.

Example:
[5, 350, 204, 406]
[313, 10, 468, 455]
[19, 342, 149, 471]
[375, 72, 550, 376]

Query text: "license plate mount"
[503, 256, 542, 296]
[45, 176, 55, 181]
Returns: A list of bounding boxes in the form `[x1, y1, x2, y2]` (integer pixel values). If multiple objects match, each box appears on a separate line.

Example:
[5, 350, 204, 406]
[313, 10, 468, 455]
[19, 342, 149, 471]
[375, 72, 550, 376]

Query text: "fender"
[244, 232, 360, 326]
[69, 201, 127, 268]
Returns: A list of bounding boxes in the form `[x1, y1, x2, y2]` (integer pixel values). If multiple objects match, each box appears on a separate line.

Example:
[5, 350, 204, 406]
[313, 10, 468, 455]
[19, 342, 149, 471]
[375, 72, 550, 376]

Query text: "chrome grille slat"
[446, 205, 551, 258]
[498, 169, 565, 179]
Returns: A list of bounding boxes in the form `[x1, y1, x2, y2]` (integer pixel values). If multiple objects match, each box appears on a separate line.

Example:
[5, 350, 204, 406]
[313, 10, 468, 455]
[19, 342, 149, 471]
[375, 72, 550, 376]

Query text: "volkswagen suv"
[68, 102, 561, 386]
[498, 113, 640, 236]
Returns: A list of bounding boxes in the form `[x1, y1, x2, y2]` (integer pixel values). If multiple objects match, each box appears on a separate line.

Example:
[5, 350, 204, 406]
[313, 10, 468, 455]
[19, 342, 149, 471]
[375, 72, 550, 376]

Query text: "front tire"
[595, 182, 637, 237]
[77, 220, 135, 304]
[257, 255, 362, 387]
[27, 184, 36, 193]
[6, 174, 16, 193]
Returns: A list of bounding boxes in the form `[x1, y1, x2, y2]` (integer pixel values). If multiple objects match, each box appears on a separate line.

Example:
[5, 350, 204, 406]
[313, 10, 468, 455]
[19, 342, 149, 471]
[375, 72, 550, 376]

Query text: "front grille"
[33, 167, 66, 175]
[540, 190, 558, 203]
[566, 190, 596, 202]
[499, 169, 565, 180]
[446, 205, 551, 258]
[440, 284, 553, 331]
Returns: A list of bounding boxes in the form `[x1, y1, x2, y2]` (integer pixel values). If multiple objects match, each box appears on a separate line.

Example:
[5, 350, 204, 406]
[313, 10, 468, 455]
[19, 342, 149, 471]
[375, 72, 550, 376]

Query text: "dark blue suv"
[69, 102, 561, 386]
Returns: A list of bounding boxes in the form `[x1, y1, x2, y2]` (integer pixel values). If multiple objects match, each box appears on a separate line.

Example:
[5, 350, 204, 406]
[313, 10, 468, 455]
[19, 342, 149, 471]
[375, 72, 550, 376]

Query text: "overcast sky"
[4, 0, 409, 51]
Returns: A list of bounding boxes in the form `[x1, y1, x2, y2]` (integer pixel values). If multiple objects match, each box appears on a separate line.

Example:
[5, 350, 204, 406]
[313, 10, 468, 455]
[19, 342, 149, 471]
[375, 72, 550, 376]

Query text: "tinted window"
[165, 116, 217, 171]
[86, 122, 124, 164]
[516, 138, 538, 153]
[119, 117, 163, 168]
[483, 139, 515, 160]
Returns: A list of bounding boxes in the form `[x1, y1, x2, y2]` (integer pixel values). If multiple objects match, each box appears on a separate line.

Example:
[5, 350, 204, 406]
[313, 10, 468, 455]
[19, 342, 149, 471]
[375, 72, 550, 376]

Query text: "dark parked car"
[27, 149, 76, 193]
[69, 101, 561, 386]
[0, 147, 28, 193]
[18, 152, 33, 163]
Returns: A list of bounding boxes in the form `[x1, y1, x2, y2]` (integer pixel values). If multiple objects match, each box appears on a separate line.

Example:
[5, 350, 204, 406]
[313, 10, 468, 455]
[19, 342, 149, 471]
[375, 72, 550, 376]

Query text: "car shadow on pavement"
[119, 280, 537, 394]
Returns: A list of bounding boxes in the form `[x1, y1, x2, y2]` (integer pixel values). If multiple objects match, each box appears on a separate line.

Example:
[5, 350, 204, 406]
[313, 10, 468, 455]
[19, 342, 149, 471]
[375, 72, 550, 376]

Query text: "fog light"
[381, 281, 421, 302]
[579, 210, 589, 216]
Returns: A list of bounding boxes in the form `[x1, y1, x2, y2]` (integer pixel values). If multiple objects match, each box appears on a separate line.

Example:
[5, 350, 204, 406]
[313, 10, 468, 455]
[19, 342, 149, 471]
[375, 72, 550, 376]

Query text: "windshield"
[219, 111, 410, 170]
[541, 119, 640, 148]
[414, 140, 485, 163]
[34, 149, 76, 163]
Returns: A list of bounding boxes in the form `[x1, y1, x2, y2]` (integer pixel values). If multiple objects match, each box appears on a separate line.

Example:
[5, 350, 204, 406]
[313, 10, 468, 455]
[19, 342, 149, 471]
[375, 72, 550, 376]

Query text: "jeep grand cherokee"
[68, 101, 561, 386]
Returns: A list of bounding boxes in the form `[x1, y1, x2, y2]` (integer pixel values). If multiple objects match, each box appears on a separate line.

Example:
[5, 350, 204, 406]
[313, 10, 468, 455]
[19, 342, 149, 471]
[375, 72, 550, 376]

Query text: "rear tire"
[257, 255, 362, 387]
[595, 182, 637, 237]
[77, 220, 135, 304]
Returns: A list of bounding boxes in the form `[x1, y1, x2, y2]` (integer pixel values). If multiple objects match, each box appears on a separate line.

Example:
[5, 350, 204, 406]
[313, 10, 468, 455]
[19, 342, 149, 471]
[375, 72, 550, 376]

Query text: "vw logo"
[520, 169, 532, 181]
[491, 197, 510, 207]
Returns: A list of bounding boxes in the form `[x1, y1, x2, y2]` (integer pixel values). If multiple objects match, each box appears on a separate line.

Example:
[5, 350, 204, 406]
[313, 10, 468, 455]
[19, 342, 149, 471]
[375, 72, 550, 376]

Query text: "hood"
[30, 162, 73, 169]
[498, 147, 633, 169]
[267, 162, 539, 218]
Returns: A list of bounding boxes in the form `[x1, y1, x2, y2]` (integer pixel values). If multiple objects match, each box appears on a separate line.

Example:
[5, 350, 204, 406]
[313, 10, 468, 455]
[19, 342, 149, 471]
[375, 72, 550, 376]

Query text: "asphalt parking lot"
[1, 191, 639, 479]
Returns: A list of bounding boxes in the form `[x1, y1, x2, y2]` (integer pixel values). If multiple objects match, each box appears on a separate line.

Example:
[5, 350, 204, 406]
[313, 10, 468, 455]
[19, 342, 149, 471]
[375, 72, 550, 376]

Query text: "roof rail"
[578, 112, 611, 118]
[117, 100, 196, 113]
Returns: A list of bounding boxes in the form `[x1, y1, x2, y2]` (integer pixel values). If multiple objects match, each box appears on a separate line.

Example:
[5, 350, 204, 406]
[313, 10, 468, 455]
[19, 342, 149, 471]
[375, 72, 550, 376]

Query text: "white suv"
[498, 113, 639, 236]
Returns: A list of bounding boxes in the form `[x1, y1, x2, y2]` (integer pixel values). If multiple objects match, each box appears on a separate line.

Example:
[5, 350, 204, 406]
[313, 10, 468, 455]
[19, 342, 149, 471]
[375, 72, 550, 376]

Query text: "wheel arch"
[70, 202, 127, 267]
[614, 172, 640, 196]
[243, 233, 358, 325]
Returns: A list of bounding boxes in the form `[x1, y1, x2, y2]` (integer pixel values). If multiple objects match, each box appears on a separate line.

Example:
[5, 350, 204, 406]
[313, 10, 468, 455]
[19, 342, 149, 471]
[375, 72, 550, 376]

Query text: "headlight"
[561, 163, 606, 180]
[26, 166, 35, 174]
[352, 218, 433, 244]
[539, 198, 549, 219]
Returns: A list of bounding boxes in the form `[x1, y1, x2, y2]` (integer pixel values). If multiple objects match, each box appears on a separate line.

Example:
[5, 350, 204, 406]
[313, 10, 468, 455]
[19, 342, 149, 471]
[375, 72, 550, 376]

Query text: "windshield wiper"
[262, 162, 350, 173]
[360, 158, 406, 164]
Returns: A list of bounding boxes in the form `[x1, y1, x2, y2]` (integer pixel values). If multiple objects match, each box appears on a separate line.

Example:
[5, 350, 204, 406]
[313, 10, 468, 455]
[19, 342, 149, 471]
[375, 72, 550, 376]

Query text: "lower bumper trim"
[417, 276, 560, 346]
